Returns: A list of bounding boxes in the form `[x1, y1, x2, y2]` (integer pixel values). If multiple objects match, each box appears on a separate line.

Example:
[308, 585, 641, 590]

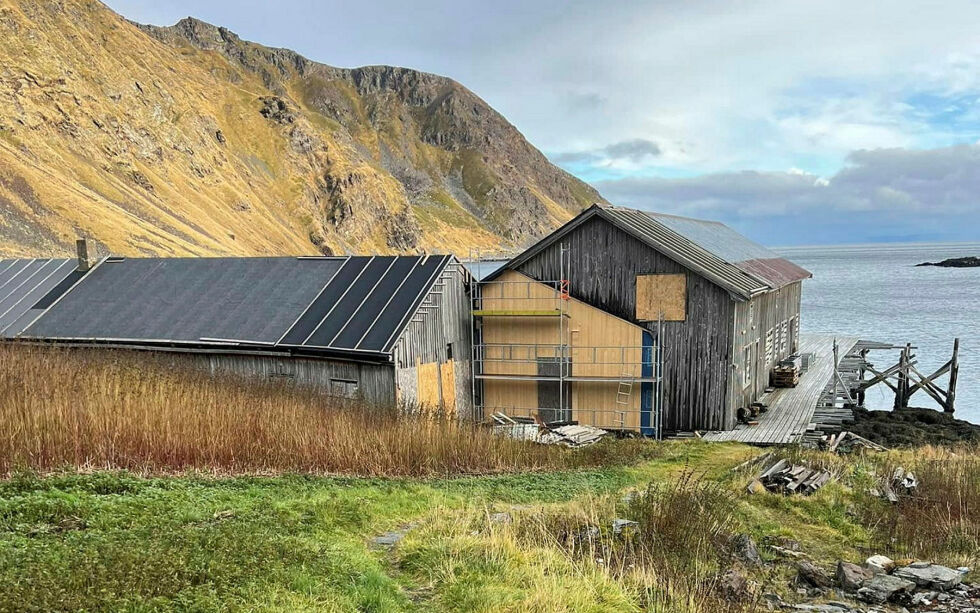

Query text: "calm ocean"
[776, 242, 980, 424]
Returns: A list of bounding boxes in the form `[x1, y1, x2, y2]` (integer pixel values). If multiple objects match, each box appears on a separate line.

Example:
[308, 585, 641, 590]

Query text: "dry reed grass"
[0, 345, 623, 477]
[856, 445, 980, 564]
[501, 471, 759, 612]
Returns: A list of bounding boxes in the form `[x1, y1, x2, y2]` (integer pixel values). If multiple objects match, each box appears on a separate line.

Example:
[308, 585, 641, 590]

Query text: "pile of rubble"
[786, 555, 977, 612]
[747, 459, 832, 496]
[490, 412, 608, 447]
[869, 466, 918, 503]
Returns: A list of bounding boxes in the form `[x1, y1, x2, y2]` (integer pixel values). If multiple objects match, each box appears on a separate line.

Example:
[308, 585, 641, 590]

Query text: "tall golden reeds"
[0, 345, 602, 477]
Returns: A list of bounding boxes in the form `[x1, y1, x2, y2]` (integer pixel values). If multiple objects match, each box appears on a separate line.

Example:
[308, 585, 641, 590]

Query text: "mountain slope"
[0, 0, 602, 257]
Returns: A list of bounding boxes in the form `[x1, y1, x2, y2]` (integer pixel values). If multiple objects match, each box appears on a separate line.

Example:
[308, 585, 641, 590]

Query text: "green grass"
[0, 463, 645, 612]
[3, 442, 978, 612]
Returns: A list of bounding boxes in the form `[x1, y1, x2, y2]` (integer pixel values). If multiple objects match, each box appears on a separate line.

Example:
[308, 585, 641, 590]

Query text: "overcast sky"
[106, 0, 980, 245]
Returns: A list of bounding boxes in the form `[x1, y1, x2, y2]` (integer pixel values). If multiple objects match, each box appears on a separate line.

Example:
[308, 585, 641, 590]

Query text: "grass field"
[1, 346, 978, 611]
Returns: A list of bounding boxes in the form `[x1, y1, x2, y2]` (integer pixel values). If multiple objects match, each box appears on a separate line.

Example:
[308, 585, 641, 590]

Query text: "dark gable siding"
[513, 216, 736, 431]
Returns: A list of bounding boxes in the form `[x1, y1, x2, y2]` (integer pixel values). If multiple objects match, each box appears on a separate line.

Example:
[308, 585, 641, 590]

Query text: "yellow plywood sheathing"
[480, 270, 648, 429]
[441, 360, 457, 417]
[417, 361, 441, 412]
[636, 274, 686, 322]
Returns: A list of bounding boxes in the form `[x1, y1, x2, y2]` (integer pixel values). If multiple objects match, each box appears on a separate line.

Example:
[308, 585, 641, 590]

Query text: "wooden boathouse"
[478, 203, 812, 434]
[0, 245, 472, 416]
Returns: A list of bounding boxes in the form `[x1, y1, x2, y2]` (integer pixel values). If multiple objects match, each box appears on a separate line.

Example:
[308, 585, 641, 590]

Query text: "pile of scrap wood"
[870, 466, 918, 503]
[489, 412, 608, 447]
[823, 430, 887, 453]
[538, 425, 607, 447]
[748, 459, 832, 496]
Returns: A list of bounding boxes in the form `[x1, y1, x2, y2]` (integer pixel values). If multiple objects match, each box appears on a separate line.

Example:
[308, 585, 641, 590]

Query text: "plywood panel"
[441, 360, 457, 416]
[417, 361, 441, 410]
[636, 274, 686, 322]
[480, 270, 646, 428]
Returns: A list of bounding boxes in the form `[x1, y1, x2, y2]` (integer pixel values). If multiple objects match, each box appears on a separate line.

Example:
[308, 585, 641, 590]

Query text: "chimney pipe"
[76, 238, 97, 272]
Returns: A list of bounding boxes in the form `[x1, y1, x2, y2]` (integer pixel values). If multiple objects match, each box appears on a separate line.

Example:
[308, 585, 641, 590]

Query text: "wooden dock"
[701, 333, 860, 445]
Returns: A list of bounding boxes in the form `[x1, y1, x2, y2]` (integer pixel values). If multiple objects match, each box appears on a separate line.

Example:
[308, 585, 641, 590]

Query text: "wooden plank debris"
[750, 458, 832, 496]
[489, 412, 608, 447]
[868, 465, 918, 503]
[822, 430, 887, 454]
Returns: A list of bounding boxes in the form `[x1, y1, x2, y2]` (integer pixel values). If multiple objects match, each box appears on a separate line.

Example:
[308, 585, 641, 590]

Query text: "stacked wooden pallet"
[771, 366, 800, 388]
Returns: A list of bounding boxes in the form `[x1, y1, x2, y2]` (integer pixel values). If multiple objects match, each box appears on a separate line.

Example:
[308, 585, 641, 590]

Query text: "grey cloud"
[603, 139, 662, 161]
[595, 144, 980, 244]
[552, 138, 662, 166]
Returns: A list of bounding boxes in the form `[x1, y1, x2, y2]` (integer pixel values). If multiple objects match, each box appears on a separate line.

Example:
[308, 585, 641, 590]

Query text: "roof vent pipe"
[76, 238, 97, 272]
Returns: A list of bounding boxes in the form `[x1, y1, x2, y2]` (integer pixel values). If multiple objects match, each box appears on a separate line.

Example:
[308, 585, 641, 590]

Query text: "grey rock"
[371, 531, 406, 548]
[370, 522, 418, 549]
[798, 561, 833, 588]
[865, 554, 896, 574]
[612, 518, 639, 535]
[856, 574, 916, 604]
[893, 563, 962, 591]
[488, 512, 512, 524]
[717, 568, 751, 602]
[837, 560, 872, 591]
[732, 533, 763, 567]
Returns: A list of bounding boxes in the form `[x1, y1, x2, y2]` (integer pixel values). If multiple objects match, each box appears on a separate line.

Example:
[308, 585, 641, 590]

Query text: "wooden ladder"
[616, 373, 634, 406]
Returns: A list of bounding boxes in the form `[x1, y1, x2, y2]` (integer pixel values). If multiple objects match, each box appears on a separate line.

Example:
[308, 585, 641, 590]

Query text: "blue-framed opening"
[640, 330, 655, 437]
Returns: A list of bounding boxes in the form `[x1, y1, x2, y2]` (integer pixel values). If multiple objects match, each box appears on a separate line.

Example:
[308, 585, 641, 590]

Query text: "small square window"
[330, 379, 358, 399]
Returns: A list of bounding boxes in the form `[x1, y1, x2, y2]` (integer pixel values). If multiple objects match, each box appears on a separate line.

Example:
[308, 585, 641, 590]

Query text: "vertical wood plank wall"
[731, 282, 802, 411]
[188, 352, 396, 404]
[392, 261, 474, 418]
[513, 217, 736, 431]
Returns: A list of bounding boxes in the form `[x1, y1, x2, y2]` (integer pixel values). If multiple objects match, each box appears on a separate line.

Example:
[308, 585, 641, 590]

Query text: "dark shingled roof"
[492, 204, 810, 299]
[0, 258, 84, 339]
[21, 255, 453, 358]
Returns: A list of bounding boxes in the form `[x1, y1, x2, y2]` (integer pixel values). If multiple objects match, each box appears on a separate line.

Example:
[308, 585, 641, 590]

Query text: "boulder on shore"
[893, 562, 962, 591]
[856, 573, 916, 604]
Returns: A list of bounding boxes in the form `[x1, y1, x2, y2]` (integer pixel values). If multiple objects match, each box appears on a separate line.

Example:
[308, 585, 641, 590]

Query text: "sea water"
[777, 242, 980, 424]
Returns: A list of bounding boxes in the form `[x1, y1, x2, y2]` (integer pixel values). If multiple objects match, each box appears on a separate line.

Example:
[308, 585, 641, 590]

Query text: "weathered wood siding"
[195, 353, 397, 404]
[513, 216, 736, 431]
[731, 281, 802, 412]
[392, 261, 474, 418]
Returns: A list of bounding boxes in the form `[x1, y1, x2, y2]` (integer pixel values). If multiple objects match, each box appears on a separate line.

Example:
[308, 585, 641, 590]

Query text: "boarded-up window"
[635, 274, 686, 321]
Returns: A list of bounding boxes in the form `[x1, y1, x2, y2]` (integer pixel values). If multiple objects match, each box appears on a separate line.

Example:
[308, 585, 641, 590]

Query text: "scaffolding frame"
[468, 245, 664, 436]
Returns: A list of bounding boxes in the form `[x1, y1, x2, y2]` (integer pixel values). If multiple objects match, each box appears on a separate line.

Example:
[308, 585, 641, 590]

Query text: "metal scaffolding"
[467, 245, 664, 436]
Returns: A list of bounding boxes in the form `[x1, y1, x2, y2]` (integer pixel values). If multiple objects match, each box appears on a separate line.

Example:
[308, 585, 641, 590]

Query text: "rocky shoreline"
[725, 534, 978, 613]
[916, 256, 980, 268]
[842, 407, 980, 447]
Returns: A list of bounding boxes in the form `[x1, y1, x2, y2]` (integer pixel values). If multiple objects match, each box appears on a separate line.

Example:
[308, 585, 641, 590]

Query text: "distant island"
[916, 256, 980, 268]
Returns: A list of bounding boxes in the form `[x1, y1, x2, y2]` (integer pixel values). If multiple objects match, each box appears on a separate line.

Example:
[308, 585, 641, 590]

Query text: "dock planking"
[701, 333, 860, 445]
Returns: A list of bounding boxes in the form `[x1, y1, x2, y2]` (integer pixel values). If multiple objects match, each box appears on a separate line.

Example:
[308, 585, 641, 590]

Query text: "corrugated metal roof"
[644, 211, 811, 289]
[490, 204, 810, 298]
[462, 260, 509, 281]
[21, 255, 452, 358]
[602, 207, 770, 297]
[0, 258, 84, 338]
